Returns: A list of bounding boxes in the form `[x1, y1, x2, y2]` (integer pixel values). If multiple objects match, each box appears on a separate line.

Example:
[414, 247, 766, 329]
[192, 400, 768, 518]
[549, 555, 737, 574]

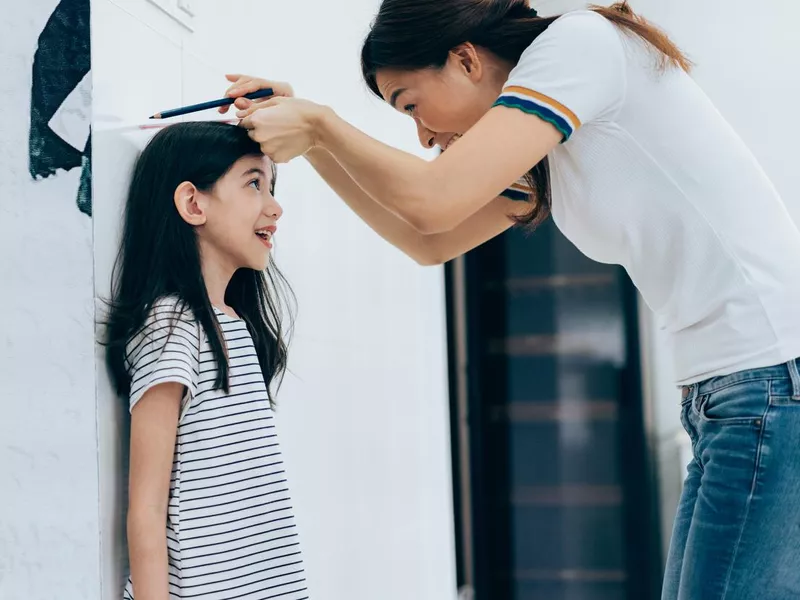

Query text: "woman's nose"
[416, 121, 435, 149]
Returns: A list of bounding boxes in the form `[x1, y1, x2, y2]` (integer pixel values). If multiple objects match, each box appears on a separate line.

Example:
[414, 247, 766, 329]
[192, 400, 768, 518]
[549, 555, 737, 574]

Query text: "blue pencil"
[149, 88, 274, 119]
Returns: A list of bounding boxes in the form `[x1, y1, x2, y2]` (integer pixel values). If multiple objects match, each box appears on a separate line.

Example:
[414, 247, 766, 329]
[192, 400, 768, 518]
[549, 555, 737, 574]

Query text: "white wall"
[0, 2, 100, 599]
[92, 1, 457, 600]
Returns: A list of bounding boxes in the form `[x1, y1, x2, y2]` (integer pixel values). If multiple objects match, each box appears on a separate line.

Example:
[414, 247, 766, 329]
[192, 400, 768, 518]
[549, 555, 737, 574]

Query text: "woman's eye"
[248, 179, 261, 191]
[404, 104, 416, 116]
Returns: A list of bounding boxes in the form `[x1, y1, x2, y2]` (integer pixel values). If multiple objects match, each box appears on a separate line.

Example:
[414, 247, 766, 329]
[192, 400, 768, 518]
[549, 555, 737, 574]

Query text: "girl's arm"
[304, 147, 528, 265]
[127, 382, 183, 600]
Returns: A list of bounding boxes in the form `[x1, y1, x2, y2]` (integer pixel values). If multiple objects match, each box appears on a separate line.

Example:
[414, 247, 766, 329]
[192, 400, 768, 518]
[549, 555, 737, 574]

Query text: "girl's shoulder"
[148, 295, 196, 321]
[126, 296, 200, 354]
[142, 295, 202, 334]
[125, 295, 202, 411]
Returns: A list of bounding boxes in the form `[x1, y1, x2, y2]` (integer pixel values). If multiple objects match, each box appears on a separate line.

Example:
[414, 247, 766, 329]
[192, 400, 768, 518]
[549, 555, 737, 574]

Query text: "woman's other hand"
[220, 74, 294, 114]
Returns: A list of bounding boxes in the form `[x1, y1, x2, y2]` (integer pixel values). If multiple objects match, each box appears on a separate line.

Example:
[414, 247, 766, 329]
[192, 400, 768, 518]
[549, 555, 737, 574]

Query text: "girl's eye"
[248, 179, 261, 191]
[404, 104, 416, 116]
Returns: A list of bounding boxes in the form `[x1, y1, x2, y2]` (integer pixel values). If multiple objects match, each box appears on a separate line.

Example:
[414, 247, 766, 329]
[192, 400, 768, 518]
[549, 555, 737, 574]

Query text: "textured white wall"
[92, 1, 457, 599]
[0, 2, 100, 599]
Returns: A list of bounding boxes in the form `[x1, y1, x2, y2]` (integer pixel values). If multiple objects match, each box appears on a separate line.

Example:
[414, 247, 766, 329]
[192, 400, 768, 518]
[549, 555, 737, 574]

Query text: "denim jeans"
[662, 358, 800, 600]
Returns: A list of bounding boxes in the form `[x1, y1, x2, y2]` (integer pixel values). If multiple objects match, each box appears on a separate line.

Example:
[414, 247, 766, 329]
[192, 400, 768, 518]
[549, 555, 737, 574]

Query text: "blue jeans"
[662, 358, 800, 600]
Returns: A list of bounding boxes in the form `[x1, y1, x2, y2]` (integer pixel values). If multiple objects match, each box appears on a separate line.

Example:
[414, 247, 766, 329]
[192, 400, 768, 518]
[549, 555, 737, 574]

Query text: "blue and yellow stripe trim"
[501, 178, 535, 202]
[494, 86, 581, 142]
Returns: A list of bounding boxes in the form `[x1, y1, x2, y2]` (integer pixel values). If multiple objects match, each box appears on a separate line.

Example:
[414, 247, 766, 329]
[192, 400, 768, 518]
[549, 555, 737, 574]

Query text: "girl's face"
[189, 155, 282, 273]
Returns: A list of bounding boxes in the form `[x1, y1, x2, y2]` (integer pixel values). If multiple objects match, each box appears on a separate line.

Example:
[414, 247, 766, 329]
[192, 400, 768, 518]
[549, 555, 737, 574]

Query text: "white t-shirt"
[123, 298, 309, 600]
[497, 10, 800, 385]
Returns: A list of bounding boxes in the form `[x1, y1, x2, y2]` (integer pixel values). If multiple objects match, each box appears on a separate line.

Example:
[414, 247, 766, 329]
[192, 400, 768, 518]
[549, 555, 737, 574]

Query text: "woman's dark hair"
[361, 0, 691, 227]
[104, 121, 294, 406]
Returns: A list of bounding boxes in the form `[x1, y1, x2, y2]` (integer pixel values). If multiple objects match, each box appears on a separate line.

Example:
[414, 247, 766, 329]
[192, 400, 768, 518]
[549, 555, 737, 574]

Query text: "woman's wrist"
[311, 104, 338, 152]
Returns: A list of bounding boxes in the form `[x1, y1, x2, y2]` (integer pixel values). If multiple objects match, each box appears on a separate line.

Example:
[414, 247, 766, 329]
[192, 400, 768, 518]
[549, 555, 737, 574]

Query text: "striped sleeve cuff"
[501, 177, 535, 202]
[129, 362, 196, 412]
[494, 86, 581, 142]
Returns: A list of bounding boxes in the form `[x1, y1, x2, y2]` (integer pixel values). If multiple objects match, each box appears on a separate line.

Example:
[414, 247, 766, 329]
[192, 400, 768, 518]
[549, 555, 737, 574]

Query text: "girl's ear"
[174, 182, 207, 226]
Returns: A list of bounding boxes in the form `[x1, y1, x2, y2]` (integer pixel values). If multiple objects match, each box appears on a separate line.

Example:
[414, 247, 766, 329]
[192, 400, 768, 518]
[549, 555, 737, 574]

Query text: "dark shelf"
[445, 217, 662, 600]
[510, 569, 628, 583]
[486, 273, 617, 293]
[511, 485, 623, 507]
[491, 401, 619, 423]
[489, 333, 621, 358]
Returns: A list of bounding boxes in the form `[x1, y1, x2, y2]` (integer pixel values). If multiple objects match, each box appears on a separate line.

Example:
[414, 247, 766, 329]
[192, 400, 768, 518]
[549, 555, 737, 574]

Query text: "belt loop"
[787, 359, 800, 400]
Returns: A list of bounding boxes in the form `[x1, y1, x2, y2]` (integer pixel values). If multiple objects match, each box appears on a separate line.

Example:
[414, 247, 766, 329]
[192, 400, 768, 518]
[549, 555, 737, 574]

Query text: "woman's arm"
[313, 105, 561, 234]
[305, 147, 526, 265]
[304, 148, 433, 264]
[241, 99, 561, 234]
[127, 382, 183, 600]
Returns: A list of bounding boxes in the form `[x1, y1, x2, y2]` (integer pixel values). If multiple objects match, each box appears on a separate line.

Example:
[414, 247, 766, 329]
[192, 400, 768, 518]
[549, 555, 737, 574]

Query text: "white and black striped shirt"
[123, 298, 308, 600]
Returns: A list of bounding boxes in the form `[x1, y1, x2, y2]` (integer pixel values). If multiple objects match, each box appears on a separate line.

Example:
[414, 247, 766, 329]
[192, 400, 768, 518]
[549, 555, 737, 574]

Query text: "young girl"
[104, 121, 309, 600]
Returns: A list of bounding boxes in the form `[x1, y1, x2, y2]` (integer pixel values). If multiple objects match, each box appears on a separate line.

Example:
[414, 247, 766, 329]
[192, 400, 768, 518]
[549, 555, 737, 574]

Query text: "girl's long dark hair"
[104, 121, 294, 406]
[361, 0, 691, 227]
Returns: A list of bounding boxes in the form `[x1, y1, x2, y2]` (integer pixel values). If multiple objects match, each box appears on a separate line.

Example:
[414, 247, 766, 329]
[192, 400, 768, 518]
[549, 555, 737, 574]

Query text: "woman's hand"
[220, 74, 294, 114]
[238, 97, 331, 163]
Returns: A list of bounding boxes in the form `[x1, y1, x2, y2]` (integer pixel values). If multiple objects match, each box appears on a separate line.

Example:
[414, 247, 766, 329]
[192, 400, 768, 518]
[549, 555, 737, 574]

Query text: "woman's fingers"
[239, 115, 254, 131]
[226, 75, 293, 98]
[220, 97, 251, 115]
[222, 76, 267, 113]
[222, 75, 292, 114]
[220, 76, 250, 112]
[238, 98, 280, 125]
[227, 80, 262, 98]
[236, 104, 263, 119]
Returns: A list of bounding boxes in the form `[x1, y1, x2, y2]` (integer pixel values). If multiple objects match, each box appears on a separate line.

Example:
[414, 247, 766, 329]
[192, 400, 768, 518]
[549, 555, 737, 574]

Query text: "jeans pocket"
[694, 379, 769, 426]
[680, 401, 698, 448]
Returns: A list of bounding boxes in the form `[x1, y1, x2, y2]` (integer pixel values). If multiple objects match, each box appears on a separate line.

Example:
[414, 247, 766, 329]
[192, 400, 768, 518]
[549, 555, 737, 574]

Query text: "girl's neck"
[199, 248, 236, 311]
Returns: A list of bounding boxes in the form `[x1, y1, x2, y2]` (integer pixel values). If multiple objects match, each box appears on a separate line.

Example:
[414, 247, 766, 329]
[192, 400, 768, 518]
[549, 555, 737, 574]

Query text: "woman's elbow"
[404, 205, 456, 236]
[410, 237, 455, 267]
[412, 252, 446, 267]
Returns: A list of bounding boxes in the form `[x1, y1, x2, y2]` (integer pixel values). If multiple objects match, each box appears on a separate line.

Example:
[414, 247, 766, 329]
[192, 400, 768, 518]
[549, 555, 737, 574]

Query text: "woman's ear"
[174, 181, 207, 226]
[450, 42, 483, 81]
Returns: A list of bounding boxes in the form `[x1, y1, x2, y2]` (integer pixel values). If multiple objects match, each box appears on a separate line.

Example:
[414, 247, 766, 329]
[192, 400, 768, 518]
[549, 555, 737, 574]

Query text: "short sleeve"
[494, 10, 626, 142]
[125, 297, 200, 413]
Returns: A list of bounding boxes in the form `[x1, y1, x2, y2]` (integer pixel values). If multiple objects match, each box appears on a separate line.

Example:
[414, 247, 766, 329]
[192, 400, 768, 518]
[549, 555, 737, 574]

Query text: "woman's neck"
[479, 47, 515, 94]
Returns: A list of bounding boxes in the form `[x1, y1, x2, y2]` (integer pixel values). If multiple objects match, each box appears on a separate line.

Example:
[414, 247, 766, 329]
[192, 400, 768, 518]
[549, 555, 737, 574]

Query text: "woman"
[224, 1, 800, 598]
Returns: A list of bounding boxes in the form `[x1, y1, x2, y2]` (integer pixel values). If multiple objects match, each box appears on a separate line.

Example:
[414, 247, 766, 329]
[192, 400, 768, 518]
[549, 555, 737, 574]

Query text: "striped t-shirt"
[123, 297, 308, 600]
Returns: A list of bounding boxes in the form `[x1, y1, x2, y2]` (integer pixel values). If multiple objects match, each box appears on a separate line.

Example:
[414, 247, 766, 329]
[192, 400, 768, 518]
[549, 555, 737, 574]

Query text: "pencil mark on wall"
[28, 0, 92, 217]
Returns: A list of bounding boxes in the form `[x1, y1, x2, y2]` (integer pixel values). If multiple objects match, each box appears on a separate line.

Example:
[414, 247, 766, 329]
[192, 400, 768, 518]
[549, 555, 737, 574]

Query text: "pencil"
[149, 88, 274, 119]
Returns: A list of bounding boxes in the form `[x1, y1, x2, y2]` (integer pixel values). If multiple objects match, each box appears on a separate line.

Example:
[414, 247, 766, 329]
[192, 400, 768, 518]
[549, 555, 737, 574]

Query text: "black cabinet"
[445, 219, 663, 600]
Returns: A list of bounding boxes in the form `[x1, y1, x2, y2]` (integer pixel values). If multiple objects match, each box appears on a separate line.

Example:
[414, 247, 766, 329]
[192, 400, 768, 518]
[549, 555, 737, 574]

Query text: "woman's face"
[375, 47, 505, 152]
